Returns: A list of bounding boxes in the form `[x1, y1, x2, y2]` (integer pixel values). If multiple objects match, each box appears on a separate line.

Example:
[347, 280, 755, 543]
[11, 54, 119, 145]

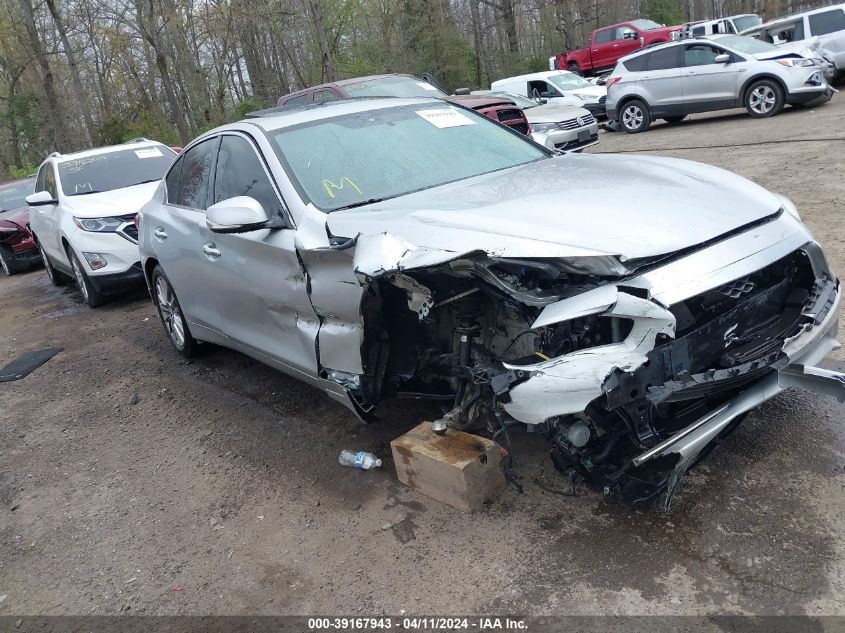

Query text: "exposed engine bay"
[307, 210, 845, 510]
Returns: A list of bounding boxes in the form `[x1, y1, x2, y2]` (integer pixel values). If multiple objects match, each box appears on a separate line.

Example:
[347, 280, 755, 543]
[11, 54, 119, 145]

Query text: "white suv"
[27, 139, 176, 307]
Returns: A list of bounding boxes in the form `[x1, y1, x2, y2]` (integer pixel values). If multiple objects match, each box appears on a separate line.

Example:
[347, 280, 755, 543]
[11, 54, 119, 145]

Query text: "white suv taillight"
[606, 77, 623, 88]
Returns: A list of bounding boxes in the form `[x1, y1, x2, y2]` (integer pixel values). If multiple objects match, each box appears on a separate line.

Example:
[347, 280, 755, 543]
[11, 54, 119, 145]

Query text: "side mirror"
[540, 91, 553, 98]
[206, 196, 272, 233]
[26, 191, 57, 206]
[453, 87, 471, 96]
[714, 53, 731, 64]
[531, 132, 557, 151]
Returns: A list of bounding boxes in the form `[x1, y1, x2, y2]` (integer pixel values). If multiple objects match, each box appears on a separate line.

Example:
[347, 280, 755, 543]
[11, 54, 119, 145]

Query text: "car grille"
[510, 122, 529, 135]
[599, 95, 607, 105]
[117, 221, 139, 244]
[558, 113, 596, 130]
[497, 109, 523, 122]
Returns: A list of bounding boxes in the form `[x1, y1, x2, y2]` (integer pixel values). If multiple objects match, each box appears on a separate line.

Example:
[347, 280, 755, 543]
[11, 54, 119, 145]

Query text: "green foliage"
[95, 111, 181, 147]
[9, 162, 38, 179]
[233, 97, 267, 120]
[642, 0, 685, 27]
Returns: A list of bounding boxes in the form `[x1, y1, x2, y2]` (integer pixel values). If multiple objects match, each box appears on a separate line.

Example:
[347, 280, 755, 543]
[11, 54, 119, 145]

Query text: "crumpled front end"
[302, 205, 845, 508]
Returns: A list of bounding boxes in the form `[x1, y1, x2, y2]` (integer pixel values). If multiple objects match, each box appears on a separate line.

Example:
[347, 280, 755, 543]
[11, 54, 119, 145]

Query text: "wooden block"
[390, 422, 505, 512]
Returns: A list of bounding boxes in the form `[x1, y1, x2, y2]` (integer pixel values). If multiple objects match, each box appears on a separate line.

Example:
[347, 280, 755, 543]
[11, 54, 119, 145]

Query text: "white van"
[685, 14, 762, 37]
[753, 3, 845, 79]
[491, 70, 608, 119]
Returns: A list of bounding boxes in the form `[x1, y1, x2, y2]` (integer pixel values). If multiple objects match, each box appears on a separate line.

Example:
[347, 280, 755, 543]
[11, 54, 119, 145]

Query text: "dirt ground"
[1, 97, 844, 618]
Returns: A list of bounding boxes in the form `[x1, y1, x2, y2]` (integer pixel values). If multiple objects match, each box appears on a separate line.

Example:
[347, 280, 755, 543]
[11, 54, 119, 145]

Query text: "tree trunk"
[45, 0, 95, 147]
[18, 0, 64, 150]
[307, 0, 337, 82]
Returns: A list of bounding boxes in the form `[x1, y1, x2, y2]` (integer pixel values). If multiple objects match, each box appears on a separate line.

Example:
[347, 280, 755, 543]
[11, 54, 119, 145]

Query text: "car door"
[681, 43, 744, 112]
[591, 27, 617, 68]
[638, 46, 684, 115]
[201, 132, 319, 376]
[33, 163, 64, 262]
[150, 136, 220, 332]
[613, 25, 643, 60]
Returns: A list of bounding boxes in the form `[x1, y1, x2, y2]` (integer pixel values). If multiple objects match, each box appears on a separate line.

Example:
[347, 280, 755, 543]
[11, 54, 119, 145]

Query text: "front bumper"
[67, 226, 141, 278]
[87, 262, 145, 295]
[787, 85, 834, 107]
[582, 100, 607, 119]
[546, 123, 600, 151]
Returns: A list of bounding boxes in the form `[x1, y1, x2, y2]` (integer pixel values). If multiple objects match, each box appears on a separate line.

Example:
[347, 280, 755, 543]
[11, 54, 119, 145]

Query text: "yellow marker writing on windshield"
[323, 177, 362, 199]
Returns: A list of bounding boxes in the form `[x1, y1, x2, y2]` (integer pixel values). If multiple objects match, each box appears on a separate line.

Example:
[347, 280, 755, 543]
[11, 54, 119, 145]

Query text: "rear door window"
[623, 55, 647, 71]
[595, 28, 614, 44]
[646, 46, 682, 70]
[176, 138, 219, 210]
[313, 89, 340, 103]
[282, 94, 310, 107]
[809, 9, 845, 36]
[213, 135, 284, 218]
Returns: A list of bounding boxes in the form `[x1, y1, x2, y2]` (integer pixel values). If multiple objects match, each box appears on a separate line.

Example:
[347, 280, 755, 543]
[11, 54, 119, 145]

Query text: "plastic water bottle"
[338, 450, 383, 470]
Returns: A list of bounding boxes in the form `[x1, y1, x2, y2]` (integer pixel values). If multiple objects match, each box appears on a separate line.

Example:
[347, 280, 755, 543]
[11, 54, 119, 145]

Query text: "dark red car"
[555, 19, 683, 76]
[276, 74, 531, 135]
[0, 176, 40, 276]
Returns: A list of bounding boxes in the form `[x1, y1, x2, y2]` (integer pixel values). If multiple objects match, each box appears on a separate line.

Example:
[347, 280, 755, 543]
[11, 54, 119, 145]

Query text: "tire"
[0, 245, 16, 276]
[620, 99, 652, 133]
[38, 241, 69, 286]
[744, 79, 784, 118]
[662, 115, 686, 124]
[151, 265, 196, 358]
[568, 62, 582, 76]
[69, 249, 108, 308]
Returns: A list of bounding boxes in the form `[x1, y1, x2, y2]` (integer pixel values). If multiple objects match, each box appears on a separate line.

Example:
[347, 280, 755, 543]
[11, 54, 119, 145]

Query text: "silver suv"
[605, 34, 833, 132]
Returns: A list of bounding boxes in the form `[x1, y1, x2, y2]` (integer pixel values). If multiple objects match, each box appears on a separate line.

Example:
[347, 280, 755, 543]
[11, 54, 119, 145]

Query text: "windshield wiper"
[330, 197, 393, 212]
[131, 178, 160, 186]
[68, 190, 105, 196]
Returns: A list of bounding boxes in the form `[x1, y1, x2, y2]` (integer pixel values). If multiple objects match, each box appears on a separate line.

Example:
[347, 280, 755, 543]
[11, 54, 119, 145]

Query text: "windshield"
[490, 92, 537, 109]
[58, 146, 176, 196]
[0, 179, 35, 211]
[733, 15, 762, 32]
[631, 19, 663, 30]
[547, 73, 593, 92]
[269, 103, 547, 212]
[715, 34, 778, 53]
[342, 76, 449, 99]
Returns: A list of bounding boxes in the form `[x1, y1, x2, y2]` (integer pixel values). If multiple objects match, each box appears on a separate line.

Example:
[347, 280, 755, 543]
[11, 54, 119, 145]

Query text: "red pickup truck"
[555, 19, 683, 76]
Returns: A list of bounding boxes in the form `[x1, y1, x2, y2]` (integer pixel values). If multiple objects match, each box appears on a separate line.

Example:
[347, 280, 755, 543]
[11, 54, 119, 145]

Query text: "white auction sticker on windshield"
[135, 148, 163, 159]
[416, 81, 439, 91]
[415, 107, 476, 128]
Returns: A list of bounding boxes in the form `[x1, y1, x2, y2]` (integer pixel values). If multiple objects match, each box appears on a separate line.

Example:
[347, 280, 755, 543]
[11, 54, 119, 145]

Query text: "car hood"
[326, 153, 785, 263]
[752, 45, 814, 60]
[525, 104, 592, 123]
[63, 181, 159, 218]
[0, 206, 30, 227]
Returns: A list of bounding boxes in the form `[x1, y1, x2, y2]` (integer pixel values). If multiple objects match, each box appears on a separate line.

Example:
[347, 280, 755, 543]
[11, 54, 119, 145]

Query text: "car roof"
[0, 176, 36, 190]
[280, 74, 422, 99]
[233, 97, 448, 133]
[619, 39, 681, 61]
[49, 139, 168, 164]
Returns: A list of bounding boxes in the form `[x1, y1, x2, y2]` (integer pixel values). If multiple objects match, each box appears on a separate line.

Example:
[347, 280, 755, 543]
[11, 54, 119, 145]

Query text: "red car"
[0, 176, 40, 276]
[275, 74, 531, 136]
[555, 19, 683, 76]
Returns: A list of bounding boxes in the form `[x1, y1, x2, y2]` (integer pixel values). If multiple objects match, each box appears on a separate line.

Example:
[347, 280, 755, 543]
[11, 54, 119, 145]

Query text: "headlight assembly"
[530, 122, 560, 132]
[73, 217, 123, 232]
[777, 58, 814, 67]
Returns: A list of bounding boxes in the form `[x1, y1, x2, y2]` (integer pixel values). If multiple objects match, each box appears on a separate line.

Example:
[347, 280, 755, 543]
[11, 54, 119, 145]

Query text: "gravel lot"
[1, 98, 844, 618]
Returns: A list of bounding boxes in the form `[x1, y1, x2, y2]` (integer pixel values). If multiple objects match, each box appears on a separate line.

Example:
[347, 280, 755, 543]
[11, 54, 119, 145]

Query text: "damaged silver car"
[138, 97, 845, 508]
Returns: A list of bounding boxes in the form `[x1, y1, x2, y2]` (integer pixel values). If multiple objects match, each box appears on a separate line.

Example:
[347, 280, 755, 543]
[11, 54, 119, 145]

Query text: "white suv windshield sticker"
[415, 107, 476, 128]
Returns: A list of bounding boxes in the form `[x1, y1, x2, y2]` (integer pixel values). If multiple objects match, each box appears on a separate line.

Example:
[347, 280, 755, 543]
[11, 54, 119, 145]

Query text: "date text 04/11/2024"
[306, 617, 528, 630]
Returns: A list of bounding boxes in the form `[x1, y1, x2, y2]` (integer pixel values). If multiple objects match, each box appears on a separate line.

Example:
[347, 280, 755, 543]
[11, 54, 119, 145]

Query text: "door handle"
[154, 227, 168, 239]
[612, 44, 619, 47]
[202, 243, 222, 258]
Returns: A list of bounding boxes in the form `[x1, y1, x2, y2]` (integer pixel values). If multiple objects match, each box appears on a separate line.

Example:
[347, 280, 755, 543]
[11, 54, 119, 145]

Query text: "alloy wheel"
[71, 255, 89, 303]
[155, 275, 185, 349]
[749, 85, 776, 115]
[623, 104, 644, 130]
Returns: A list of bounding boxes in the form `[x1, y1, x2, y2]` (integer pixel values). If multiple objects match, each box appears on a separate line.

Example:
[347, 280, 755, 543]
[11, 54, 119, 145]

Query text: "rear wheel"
[662, 115, 686, 124]
[620, 99, 652, 133]
[745, 79, 784, 118]
[568, 62, 582, 76]
[69, 249, 107, 308]
[152, 265, 196, 358]
[0, 245, 15, 276]
[38, 242, 68, 286]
